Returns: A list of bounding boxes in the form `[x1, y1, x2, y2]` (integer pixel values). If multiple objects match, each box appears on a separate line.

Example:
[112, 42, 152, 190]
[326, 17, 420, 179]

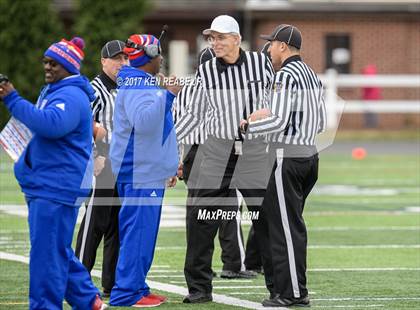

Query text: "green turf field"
[0, 150, 419, 309]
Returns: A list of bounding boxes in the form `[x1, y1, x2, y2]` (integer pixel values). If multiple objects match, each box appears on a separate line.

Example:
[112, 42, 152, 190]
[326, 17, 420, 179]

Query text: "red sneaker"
[148, 293, 167, 303]
[132, 295, 162, 308]
[92, 294, 108, 310]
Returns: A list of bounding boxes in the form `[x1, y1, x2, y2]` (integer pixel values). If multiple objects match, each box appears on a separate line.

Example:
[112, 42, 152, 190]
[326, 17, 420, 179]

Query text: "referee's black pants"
[263, 146, 318, 299]
[75, 160, 120, 292]
[183, 144, 246, 273]
[184, 137, 274, 295]
[244, 225, 262, 271]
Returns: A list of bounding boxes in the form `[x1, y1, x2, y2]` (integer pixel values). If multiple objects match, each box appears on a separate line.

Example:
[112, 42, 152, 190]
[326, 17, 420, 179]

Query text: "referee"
[242, 25, 327, 307]
[244, 41, 272, 274]
[176, 15, 275, 303]
[175, 48, 254, 280]
[75, 40, 128, 297]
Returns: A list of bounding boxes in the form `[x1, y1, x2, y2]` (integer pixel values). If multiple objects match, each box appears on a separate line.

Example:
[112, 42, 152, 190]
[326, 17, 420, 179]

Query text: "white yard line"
[405, 206, 420, 213]
[2, 205, 420, 228]
[0, 229, 28, 233]
[148, 267, 420, 274]
[96, 270, 276, 310]
[0, 204, 188, 226]
[230, 291, 317, 295]
[153, 244, 420, 251]
[148, 275, 185, 278]
[0, 251, 282, 310]
[0, 251, 28, 264]
[311, 305, 384, 308]
[308, 226, 420, 231]
[4, 226, 419, 232]
[312, 297, 420, 301]
[155, 246, 185, 250]
[214, 286, 266, 289]
[308, 245, 420, 249]
[170, 279, 254, 284]
[309, 267, 420, 272]
[148, 269, 183, 273]
[1, 251, 418, 308]
[230, 292, 274, 295]
[305, 211, 418, 216]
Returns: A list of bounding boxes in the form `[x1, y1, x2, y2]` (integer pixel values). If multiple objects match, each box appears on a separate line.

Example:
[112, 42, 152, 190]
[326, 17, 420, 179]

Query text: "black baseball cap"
[101, 40, 126, 58]
[260, 24, 302, 49]
[260, 41, 270, 56]
[198, 47, 215, 65]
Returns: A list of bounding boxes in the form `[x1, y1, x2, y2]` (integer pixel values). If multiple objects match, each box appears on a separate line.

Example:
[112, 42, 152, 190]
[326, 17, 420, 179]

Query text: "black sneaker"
[247, 267, 264, 275]
[220, 270, 258, 279]
[262, 294, 310, 307]
[183, 292, 213, 304]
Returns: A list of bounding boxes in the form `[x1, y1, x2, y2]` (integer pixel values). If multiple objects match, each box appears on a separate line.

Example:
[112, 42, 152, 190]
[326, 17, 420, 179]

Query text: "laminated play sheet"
[0, 117, 32, 162]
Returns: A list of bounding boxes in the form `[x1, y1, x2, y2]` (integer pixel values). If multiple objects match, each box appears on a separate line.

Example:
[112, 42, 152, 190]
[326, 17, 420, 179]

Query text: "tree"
[0, 0, 64, 128]
[73, 0, 150, 79]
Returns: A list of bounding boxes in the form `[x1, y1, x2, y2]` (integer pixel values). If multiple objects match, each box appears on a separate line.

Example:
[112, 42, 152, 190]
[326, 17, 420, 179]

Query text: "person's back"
[276, 58, 325, 146]
[245, 24, 326, 308]
[108, 34, 179, 308]
[111, 65, 178, 185]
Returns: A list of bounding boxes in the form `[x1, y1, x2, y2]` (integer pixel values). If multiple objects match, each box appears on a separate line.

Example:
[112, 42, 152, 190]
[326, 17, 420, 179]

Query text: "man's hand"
[177, 163, 184, 179]
[94, 156, 106, 176]
[248, 108, 272, 122]
[0, 81, 15, 100]
[239, 119, 248, 134]
[93, 122, 107, 141]
[167, 176, 177, 188]
[158, 73, 182, 95]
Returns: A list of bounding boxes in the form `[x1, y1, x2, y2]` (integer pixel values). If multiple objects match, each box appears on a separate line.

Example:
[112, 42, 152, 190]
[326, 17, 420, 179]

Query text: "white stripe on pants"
[274, 148, 300, 298]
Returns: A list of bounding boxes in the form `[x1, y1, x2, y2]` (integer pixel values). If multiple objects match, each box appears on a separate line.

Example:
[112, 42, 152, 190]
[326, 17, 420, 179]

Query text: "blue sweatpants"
[110, 183, 164, 306]
[27, 198, 99, 310]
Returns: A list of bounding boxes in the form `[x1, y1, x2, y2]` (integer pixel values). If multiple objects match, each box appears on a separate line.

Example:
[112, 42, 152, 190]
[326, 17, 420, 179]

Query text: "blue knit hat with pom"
[44, 37, 85, 74]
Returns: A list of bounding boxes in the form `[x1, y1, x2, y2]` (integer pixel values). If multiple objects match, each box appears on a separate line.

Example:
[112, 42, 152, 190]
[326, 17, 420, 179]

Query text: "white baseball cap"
[203, 15, 240, 36]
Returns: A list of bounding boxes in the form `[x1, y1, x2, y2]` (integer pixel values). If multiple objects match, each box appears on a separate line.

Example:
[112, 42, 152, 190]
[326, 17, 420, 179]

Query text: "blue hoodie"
[3, 75, 96, 206]
[110, 65, 178, 186]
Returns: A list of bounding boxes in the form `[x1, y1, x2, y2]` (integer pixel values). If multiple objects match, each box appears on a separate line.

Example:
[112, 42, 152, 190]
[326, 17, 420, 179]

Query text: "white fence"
[319, 70, 420, 129]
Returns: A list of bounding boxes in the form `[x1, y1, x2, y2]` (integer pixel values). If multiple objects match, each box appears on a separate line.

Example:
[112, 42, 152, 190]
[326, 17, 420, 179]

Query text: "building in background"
[54, 0, 420, 129]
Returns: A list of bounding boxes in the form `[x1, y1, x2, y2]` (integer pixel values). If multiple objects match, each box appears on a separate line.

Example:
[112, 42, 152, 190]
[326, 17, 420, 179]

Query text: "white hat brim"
[202, 28, 235, 35]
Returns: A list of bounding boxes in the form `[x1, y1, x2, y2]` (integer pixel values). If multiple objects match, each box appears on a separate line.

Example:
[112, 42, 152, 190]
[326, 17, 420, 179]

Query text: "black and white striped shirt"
[249, 56, 327, 146]
[91, 72, 117, 154]
[176, 49, 274, 141]
[173, 84, 207, 145]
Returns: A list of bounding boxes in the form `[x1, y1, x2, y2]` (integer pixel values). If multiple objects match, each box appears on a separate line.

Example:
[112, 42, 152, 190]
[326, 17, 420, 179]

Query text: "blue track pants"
[27, 198, 99, 310]
[110, 183, 164, 306]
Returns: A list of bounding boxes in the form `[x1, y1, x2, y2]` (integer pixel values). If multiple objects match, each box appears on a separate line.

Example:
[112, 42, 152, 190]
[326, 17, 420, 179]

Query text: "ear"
[281, 42, 288, 52]
[235, 35, 241, 46]
[101, 58, 107, 66]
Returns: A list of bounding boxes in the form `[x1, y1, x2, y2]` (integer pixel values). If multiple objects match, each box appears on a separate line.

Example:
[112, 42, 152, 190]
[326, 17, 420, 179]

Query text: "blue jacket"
[3, 75, 96, 206]
[110, 65, 178, 185]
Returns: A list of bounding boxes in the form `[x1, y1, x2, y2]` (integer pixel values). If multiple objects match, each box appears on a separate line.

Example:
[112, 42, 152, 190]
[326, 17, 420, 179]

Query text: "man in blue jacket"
[0, 37, 106, 310]
[109, 34, 180, 307]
